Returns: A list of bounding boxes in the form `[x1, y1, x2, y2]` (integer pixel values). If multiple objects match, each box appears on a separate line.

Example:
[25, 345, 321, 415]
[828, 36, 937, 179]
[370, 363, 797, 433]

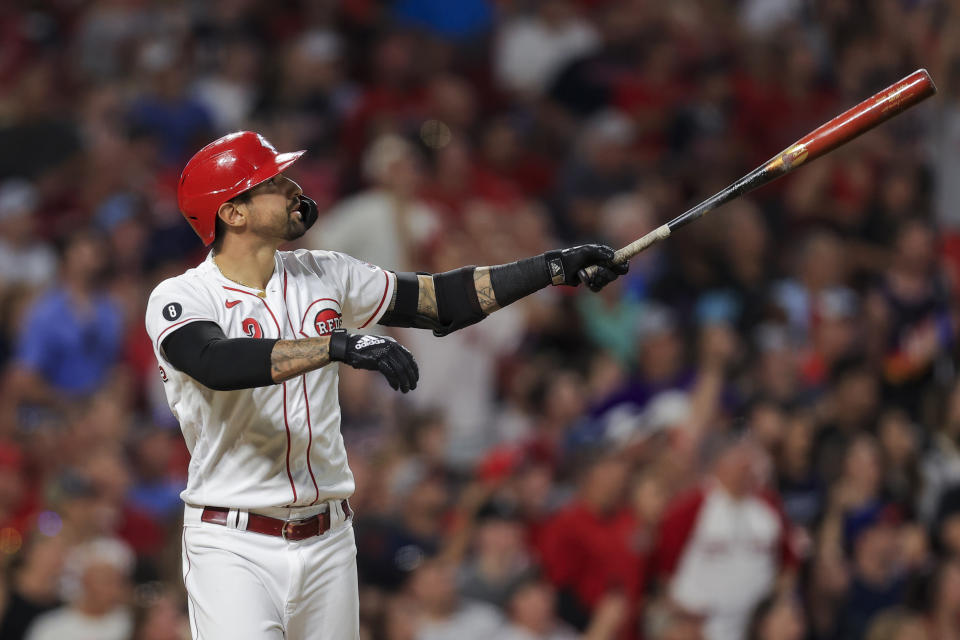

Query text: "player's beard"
[284, 212, 307, 241]
[275, 203, 307, 242]
[251, 201, 307, 243]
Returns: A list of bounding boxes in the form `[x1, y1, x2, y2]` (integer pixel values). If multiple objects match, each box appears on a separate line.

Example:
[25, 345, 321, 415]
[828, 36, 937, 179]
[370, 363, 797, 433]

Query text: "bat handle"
[577, 224, 672, 285]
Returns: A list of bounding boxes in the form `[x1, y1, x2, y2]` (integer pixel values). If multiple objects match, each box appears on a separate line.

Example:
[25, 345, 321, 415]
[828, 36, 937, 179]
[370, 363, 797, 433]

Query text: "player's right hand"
[549, 244, 629, 292]
[328, 329, 419, 393]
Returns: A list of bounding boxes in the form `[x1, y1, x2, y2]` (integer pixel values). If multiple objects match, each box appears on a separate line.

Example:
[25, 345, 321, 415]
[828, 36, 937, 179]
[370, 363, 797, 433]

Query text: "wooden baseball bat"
[580, 68, 937, 283]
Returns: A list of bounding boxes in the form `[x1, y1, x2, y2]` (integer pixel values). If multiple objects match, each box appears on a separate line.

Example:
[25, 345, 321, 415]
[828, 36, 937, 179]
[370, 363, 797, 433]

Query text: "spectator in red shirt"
[339, 32, 429, 158]
[0, 442, 38, 537]
[419, 135, 523, 225]
[652, 434, 797, 640]
[539, 451, 647, 639]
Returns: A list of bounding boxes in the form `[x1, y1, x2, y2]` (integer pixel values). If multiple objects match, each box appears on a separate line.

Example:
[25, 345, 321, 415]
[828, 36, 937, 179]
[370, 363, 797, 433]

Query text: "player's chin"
[284, 217, 307, 241]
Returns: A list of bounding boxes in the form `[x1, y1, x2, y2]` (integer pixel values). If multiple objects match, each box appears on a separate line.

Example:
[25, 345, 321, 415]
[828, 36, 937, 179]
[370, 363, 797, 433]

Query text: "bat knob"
[578, 265, 599, 285]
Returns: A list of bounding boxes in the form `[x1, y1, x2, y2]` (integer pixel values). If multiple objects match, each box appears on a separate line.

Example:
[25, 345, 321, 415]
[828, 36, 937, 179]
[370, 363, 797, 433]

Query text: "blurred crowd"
[2, 1, 960, 639]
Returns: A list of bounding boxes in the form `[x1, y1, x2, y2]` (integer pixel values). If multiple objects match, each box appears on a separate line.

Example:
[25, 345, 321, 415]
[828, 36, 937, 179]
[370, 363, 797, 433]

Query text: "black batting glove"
[544, 244, 629, 292]
[328, 329, 419, 393]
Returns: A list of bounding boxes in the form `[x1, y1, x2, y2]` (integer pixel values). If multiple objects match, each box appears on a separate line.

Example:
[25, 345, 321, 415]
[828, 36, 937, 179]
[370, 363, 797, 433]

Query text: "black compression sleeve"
[161, 321, 277, 391]
[488, 254, 552, 308]
[378, 272, 428, 328]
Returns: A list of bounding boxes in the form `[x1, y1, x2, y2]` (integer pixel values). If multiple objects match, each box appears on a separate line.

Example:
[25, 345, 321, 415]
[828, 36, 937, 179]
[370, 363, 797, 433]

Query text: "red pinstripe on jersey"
[282, 269, 321, 505]
[221, 285, 297, 505]
[280, 387, 297, 505]
[301, 385, 320, 505]
[359, 270, 390, 328]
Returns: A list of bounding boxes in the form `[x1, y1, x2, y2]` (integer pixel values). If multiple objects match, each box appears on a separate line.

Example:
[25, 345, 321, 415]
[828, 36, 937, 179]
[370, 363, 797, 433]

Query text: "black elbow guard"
[377, 268, 486, 336]
[433, 266, 486, 337]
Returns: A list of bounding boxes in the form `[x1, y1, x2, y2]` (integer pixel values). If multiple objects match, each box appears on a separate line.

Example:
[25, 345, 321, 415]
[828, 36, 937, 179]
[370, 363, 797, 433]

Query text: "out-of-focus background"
[1, 1, 960, 639]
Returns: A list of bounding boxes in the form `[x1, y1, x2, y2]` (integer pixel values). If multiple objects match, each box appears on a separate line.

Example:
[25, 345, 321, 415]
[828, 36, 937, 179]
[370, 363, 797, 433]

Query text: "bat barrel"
[582, 69, 937, 281]
[773, 69, 936, 173]
[638, 70, 936, 251]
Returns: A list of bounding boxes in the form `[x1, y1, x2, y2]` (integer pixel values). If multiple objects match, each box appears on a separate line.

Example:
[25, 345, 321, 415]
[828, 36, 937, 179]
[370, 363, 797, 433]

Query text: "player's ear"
[217, 201, 246, 231]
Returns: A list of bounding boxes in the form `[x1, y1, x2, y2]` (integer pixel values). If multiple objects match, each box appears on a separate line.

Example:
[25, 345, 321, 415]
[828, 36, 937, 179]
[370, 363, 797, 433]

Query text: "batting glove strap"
[550, 244, 625, 288]
[543, 250, 567, 286]
[329, 328, 350, 362]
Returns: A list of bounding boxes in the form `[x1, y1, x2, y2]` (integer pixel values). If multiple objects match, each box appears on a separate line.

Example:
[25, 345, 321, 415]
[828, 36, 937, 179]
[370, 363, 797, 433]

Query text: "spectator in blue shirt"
[8, 230, 122, 406]
[127, 40, 214, 166]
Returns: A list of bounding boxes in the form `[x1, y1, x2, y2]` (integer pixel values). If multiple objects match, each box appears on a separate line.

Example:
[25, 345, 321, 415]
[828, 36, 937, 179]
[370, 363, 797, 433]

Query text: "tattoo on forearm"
[417, 274, 439, 321]
[270, 337, 331, 382]
[474, 267, 500, 314]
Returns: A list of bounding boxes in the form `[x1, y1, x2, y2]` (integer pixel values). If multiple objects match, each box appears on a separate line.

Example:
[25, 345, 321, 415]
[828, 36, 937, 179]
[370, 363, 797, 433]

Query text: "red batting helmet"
[177, 131, 305, 245]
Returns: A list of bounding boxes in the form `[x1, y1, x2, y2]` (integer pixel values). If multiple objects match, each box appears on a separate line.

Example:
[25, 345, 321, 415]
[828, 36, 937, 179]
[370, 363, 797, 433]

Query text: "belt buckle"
[281, 516, 311, 541]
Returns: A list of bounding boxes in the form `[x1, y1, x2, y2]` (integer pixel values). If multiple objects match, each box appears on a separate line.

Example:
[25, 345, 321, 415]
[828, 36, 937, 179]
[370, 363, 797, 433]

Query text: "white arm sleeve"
[323, 252, 395, 330]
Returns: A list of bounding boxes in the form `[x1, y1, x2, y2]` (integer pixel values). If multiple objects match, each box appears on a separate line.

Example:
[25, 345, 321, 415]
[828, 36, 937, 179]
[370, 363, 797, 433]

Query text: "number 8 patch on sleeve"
[145, 276, 219, 355]
[162, 302, 183, 321]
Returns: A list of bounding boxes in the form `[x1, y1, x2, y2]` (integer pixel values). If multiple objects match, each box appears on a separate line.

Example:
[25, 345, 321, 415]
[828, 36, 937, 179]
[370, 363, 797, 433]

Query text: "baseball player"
[145, 131, 627, 640]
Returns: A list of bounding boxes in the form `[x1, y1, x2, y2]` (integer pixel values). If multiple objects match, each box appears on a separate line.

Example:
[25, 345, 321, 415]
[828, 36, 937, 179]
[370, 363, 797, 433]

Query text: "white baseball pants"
[181, 501, 359, 640]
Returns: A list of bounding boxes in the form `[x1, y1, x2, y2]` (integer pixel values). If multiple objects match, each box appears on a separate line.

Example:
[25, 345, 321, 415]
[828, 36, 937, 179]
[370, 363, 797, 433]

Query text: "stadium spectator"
[129, 584, 189, 640]
[398, 299, 525, 465]
[933, 485, 960, 559]
[494, 0, 600, 99]
[539, 451, 646, 638]
[407, 557, 504, 640]
[192, 36, 262, 133]
[0, 534, 67, 640]
[459, 500, 533, 608]
[555, 110, 637, 241]
[7, 230, 122, 405]
[868, 218, 954, 415]
[920, 382, 960, 524]
[746, 594, 806, 640]
[653, 435, 796, 640]
[308, 134, 440, 271]
[776, 409, 824, 531]
[921, 559, 960, 640]
[126, 427, 187, 523]
[0, 179, 55, 291]
[126, 40, 214, 166]
[772, 229, 851, 349]
[501, 575, 630, 640]
[838, 504, 913, 640]
[24, 537, 134, 640]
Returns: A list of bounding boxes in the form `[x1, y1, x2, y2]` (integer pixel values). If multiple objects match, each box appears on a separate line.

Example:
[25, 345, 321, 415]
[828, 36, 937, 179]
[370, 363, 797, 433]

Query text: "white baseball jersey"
[145, 249, 395, 510]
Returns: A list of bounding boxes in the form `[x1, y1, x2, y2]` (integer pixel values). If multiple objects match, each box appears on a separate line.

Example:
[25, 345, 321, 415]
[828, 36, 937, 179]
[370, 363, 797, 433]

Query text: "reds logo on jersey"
[242, 318, 263, 338]
[314, 308, 342, 336]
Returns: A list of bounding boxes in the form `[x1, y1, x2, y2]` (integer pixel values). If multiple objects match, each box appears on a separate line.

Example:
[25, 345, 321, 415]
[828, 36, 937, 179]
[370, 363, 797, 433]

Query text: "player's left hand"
[547, 244, 629, 292]
[328, 329, 419, 393]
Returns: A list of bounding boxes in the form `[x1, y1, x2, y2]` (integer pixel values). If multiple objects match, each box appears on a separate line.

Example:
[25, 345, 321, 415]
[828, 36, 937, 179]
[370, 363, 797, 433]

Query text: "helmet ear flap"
[298, 196, 319, 230]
